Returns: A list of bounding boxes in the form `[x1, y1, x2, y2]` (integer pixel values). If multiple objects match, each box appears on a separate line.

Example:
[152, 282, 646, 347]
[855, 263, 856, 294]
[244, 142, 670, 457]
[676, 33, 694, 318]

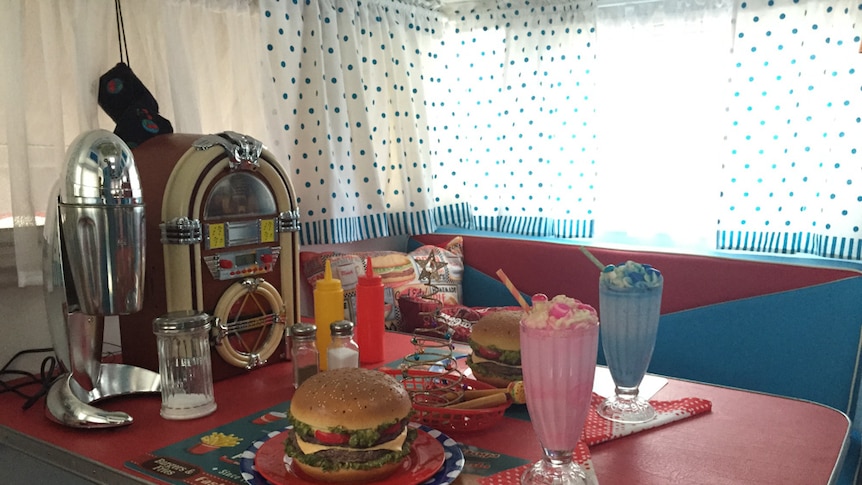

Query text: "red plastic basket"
[382, 368, 511, 433]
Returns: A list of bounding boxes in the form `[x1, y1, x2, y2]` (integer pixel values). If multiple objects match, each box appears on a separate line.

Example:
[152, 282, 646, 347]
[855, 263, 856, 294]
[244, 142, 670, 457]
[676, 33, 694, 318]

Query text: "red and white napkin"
[478, 440, 597, 485]
[478, 393, 712, 485]
[581, 392, 712, 446]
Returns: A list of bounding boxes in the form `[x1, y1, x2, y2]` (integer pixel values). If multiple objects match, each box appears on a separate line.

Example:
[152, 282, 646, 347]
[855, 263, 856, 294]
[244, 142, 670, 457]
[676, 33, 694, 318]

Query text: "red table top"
[0, 332, 849, 484]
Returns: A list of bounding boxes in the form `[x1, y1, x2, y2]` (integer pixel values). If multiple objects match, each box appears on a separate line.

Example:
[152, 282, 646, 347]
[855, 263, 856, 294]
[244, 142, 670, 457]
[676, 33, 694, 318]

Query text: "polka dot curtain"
[260, 0, 471, 246]
[719, 0, 862, 259]
[260, 0, 862, 261]
[429, 1, 599, 238]
[261, 0, 598, 244]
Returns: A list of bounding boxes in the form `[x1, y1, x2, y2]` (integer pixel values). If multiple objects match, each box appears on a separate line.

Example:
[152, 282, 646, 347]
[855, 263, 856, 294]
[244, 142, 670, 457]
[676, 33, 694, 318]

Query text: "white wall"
[0, 282, 54, 375]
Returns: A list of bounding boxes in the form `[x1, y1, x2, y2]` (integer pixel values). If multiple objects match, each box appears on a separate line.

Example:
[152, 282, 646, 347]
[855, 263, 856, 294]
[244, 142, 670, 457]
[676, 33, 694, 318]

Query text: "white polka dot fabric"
[260, 0, 862, 259]
[720, 0, 862, 259]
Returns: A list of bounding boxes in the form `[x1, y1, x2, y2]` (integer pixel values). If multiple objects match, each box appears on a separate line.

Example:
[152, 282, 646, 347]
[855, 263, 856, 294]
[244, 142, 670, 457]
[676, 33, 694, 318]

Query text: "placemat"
[125, 401, 529, 485]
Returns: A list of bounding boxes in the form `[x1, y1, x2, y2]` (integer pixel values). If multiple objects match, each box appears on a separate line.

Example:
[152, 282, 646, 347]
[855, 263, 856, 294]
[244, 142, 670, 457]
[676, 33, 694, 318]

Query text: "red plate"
[254, 428, 445, 485]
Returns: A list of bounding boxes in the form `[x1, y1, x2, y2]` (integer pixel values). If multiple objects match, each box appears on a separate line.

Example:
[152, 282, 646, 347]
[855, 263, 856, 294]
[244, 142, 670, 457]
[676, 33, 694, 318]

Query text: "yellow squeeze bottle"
[313, 260, 344, 370]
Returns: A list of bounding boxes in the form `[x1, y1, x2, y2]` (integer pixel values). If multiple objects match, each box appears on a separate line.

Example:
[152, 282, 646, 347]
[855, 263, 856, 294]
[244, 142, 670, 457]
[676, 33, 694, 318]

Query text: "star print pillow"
[299, 236, 464, 330]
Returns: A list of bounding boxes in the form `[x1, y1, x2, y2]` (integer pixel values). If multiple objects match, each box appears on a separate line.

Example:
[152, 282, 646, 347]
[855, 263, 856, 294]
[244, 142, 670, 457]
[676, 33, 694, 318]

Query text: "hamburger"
[284, 368, 416, 483]
[466, 310, 523, 388]
[371, 252, 416, 286]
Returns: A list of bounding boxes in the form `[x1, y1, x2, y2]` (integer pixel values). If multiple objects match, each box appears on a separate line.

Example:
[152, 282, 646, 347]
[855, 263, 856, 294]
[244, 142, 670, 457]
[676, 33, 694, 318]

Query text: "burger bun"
[469, 310, 522, 350]
[291, 368, 412, 430]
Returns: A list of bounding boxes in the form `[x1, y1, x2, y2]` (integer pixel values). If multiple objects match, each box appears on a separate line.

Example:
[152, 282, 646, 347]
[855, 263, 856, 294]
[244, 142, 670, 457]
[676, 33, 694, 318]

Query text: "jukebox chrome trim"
[193, 131, 263, 171]
[160, 217, 203, 245]
[279, 210, 301, 233]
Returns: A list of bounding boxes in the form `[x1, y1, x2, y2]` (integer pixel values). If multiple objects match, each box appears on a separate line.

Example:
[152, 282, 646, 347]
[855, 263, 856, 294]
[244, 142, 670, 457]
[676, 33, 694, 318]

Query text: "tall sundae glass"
[520, 295, 599, 485]
[596, 261, 663, 424]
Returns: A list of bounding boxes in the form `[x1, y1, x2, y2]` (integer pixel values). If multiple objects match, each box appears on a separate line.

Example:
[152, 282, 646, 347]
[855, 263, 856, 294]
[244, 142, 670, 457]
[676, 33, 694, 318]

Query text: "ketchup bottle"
[313, 259, 344, 370]
[355, 256, 385, 364]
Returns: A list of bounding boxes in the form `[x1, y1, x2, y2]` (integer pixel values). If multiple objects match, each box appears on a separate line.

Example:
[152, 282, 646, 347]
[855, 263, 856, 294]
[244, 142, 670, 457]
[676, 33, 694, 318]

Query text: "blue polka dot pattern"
[720, 0, 862, 259]
[261, 0, 595, 244]
[260, 0, 862, 259]
[429, 1, 597, 239]
[261, 0, 471, 245]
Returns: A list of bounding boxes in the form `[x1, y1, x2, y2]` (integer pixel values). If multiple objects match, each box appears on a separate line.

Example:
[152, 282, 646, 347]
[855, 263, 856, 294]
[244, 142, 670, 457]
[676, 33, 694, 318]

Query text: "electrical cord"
[0, 348, 62, 410]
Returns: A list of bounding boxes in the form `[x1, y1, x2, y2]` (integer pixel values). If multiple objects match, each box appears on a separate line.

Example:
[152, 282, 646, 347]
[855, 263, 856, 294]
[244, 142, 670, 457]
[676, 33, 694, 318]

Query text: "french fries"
[446, 392, 508, 409]
[199, 432, 242, 448]
[441, 380, 525, 409]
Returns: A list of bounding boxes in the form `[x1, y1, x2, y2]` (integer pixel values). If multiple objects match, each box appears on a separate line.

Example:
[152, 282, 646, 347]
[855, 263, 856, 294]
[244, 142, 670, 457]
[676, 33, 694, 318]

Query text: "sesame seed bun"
[469, 310, 523, 350]
[290, 368, 412, 430]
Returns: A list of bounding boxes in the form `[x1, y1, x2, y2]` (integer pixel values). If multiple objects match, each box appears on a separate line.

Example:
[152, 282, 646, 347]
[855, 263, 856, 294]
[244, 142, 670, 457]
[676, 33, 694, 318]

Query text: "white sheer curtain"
[432, 0, 734, 246]
[593, 0, 734, 250]
[0, 0, 270, 287]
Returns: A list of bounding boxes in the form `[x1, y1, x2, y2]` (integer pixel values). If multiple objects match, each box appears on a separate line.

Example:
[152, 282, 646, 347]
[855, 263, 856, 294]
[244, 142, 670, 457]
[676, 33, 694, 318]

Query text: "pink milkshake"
[520, 295, 599, 485]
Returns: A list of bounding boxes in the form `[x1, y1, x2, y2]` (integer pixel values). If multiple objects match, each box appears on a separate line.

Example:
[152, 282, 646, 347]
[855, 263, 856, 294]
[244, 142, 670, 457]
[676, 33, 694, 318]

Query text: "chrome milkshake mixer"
[42, 129, 159, 428]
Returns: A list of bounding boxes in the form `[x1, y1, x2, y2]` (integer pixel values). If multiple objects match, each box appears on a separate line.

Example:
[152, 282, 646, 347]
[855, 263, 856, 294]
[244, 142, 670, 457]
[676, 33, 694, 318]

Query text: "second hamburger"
[466, 310, 523, 388]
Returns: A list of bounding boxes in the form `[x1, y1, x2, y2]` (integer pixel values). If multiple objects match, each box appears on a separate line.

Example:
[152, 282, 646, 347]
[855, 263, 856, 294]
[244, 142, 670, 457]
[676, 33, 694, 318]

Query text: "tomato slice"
[380, 422, 402, 436]
[314, 429, 350, 445]
[476, 346, 501, 360]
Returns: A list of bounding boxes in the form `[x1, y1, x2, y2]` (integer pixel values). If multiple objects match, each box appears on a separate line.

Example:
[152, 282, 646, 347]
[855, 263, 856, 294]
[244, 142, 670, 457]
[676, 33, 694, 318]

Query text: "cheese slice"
[297, 427, 408, 455]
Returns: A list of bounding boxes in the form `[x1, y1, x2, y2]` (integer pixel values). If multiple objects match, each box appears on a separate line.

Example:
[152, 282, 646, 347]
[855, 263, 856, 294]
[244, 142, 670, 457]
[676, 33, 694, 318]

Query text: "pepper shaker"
[291, 323, 319, 388]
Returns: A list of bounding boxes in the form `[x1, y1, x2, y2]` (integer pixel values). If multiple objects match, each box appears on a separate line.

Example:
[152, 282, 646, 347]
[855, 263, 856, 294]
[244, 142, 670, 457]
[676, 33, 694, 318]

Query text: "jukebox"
[119, 132, 300, 380]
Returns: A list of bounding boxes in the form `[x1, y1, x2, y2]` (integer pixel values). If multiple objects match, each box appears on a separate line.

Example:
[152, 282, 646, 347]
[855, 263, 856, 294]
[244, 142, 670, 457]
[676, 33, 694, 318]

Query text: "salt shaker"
[327, 320, 359, 370]
[291, 323, 319, 388]
[152, 311, 217, 420]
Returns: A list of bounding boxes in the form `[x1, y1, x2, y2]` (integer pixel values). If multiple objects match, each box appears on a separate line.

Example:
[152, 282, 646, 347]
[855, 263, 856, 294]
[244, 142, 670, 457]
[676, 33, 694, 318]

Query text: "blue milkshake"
[596, 260, 663, 423]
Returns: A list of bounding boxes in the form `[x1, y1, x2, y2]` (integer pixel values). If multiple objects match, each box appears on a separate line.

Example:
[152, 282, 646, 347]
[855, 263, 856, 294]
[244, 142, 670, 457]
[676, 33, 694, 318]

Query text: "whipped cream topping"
[600, 260, 663, 290]
[523, 294, 598, 329]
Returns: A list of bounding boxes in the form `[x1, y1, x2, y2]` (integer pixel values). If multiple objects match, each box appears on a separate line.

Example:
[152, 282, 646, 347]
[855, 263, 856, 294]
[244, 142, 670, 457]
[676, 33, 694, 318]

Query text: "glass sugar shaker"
[291, 323, 319, 389]
[327, 320, 360, 370]
[152, 310, 217, 420]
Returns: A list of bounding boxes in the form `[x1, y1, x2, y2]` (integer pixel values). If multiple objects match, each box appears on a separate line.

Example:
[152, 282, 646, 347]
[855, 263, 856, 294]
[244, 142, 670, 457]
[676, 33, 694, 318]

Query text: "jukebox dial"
[212, 278, 283, 368]
[119, 132, 300, 380]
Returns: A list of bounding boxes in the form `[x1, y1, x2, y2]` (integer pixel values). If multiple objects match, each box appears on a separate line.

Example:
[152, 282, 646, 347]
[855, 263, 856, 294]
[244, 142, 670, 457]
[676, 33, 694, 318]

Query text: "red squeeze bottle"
[356, 256, 385, 364]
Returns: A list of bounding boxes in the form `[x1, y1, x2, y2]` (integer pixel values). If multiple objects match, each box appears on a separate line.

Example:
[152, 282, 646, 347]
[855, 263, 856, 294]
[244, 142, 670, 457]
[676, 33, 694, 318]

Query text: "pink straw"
[496, 269, 530, 311]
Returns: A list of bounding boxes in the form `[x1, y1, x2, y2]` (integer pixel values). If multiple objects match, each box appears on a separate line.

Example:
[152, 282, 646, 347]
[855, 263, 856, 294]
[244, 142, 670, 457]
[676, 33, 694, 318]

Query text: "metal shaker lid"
[153, 310, 212, 334]
[60, 129, 143, 205]
[291, 323, 317, 338]
[330, 320, 354, 336]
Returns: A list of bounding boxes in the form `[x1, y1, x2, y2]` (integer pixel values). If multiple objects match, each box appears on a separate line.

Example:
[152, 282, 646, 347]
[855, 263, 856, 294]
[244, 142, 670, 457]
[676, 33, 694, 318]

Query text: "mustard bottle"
[313, 259, 344, 370]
